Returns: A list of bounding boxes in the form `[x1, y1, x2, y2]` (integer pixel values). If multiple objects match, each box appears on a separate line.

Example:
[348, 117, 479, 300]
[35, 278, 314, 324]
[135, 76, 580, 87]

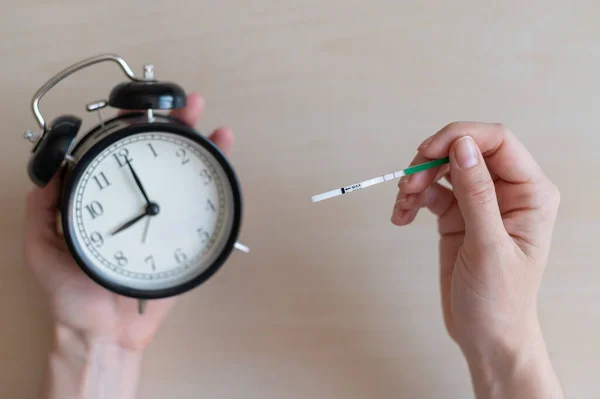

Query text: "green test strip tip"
[403, 156, 450, 176]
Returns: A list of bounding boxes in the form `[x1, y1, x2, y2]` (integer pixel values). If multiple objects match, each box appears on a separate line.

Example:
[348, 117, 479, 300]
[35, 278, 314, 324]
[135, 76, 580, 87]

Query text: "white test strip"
[311, 170, 406, 203]
[312, 157, 450, 203]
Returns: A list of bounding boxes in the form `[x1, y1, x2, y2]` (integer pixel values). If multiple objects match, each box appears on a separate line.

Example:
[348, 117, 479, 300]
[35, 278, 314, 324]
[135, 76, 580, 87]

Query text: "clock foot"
[234, 242, 250, 253]
[138, 299, 148, 315]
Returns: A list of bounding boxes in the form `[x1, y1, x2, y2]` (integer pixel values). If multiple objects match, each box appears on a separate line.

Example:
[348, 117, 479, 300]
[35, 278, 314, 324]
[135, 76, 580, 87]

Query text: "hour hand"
[110, 212, 147, 236]
[110, 203, 160, 236]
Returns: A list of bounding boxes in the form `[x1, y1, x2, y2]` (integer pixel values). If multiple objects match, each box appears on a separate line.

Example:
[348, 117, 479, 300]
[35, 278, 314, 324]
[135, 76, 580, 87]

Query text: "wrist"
[464, 323, 563, 399]
[42, 323, 143, 399]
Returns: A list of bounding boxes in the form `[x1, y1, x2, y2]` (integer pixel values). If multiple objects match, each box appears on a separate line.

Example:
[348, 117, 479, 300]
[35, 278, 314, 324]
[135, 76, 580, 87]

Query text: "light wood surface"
[1, 1, 597, 398]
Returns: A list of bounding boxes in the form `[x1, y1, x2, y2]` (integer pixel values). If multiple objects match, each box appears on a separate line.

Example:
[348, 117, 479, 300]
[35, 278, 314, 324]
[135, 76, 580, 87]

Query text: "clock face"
[65, 130, 238, 296]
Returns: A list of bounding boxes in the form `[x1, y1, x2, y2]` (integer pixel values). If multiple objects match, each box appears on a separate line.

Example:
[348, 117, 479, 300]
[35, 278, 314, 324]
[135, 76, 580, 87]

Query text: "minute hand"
[126, 160, 151, 204]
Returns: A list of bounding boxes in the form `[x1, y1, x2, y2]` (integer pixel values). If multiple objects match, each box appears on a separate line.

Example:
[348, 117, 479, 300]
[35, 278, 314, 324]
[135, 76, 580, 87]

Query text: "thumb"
[449, 136, 507, 247]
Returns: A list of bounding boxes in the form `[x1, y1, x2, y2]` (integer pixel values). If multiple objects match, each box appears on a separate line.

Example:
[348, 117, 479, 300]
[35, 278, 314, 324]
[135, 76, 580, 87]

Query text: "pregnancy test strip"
[311, 157, 449, 203]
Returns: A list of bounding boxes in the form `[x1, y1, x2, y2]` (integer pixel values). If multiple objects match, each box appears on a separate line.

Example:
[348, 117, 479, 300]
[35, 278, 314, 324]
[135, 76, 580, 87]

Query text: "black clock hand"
[126, 159, 151, 205]
[111, 212, 147, 236]
[111, 203, 160, 236]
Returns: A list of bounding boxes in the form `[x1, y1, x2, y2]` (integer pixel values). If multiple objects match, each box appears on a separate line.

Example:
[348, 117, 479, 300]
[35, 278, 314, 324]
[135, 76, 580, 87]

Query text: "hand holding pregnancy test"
[311, 157, 450, 203]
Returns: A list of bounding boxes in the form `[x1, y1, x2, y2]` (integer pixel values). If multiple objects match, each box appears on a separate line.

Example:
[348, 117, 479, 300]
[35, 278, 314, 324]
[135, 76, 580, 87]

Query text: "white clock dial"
[68, 131, 235, 292]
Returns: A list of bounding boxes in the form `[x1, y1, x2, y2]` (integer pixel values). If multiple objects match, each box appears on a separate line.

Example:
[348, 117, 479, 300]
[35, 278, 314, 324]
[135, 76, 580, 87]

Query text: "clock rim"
[60, 119, 243, 299]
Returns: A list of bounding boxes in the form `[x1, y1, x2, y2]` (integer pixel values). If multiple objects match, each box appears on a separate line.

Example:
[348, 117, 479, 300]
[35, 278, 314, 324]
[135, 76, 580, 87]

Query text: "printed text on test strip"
[311, 157, 450, 203]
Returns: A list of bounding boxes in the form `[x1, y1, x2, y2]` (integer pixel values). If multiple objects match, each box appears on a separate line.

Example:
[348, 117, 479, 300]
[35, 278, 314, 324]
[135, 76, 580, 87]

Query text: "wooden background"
[1, 1, 598, 397]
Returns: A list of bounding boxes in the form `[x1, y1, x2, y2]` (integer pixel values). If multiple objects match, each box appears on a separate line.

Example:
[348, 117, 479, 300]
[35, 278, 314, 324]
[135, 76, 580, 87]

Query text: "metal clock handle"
[24, 53, 144, 143]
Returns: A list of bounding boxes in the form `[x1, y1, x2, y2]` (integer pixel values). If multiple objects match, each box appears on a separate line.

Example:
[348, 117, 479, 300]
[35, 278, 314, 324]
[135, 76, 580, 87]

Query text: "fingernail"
[418, 135, 435, 149]
[392, 192, 406, 222]
[454, 136, 479, 169]
[391, 210, 404, 224]
[399, 174, 412, 185]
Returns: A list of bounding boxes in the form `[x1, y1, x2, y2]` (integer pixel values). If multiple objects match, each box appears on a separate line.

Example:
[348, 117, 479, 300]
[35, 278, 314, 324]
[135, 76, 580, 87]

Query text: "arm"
[41, 324, 142, 399]
[392, 122, 563, 398]
[22, 93, 235, 399]
[465, 324, 563, 399]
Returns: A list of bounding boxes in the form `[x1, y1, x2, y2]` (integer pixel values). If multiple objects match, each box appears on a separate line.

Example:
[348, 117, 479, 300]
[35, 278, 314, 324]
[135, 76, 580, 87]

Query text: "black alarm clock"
[23, 54, 248, 313]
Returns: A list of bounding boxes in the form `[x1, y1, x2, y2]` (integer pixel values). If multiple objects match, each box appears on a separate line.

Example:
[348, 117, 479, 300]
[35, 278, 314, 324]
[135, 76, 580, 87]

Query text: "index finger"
[417, 122, 544, 184]
[168, 92, 205, 127]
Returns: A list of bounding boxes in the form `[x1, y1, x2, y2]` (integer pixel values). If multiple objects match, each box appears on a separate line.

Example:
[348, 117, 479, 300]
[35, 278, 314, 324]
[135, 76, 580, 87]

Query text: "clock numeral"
[148, 143, 158, 157]
[113, 148, 133, 167]
[85, 201, 104, 219]
[90, 232, 104, 247]
[197, 228, 210, 244]
[174, 248, 187, 264]
[114, 251, 128, 267]
[175, 148, 190, 165]
[199, 169, 212, 185]
[92, 171, 111, 190]
[206, 199, 216, 213]
[145, 255, 156, 271]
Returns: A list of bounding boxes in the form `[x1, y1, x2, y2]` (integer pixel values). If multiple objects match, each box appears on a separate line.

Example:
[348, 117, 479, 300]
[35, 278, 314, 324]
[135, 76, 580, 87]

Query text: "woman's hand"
[23, 93, 234, 398]
[391, 122, 563, 398]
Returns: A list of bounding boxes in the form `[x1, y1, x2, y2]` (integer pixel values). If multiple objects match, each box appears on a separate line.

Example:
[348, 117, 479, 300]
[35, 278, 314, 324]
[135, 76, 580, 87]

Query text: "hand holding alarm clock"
[23, 54, 248, 319]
